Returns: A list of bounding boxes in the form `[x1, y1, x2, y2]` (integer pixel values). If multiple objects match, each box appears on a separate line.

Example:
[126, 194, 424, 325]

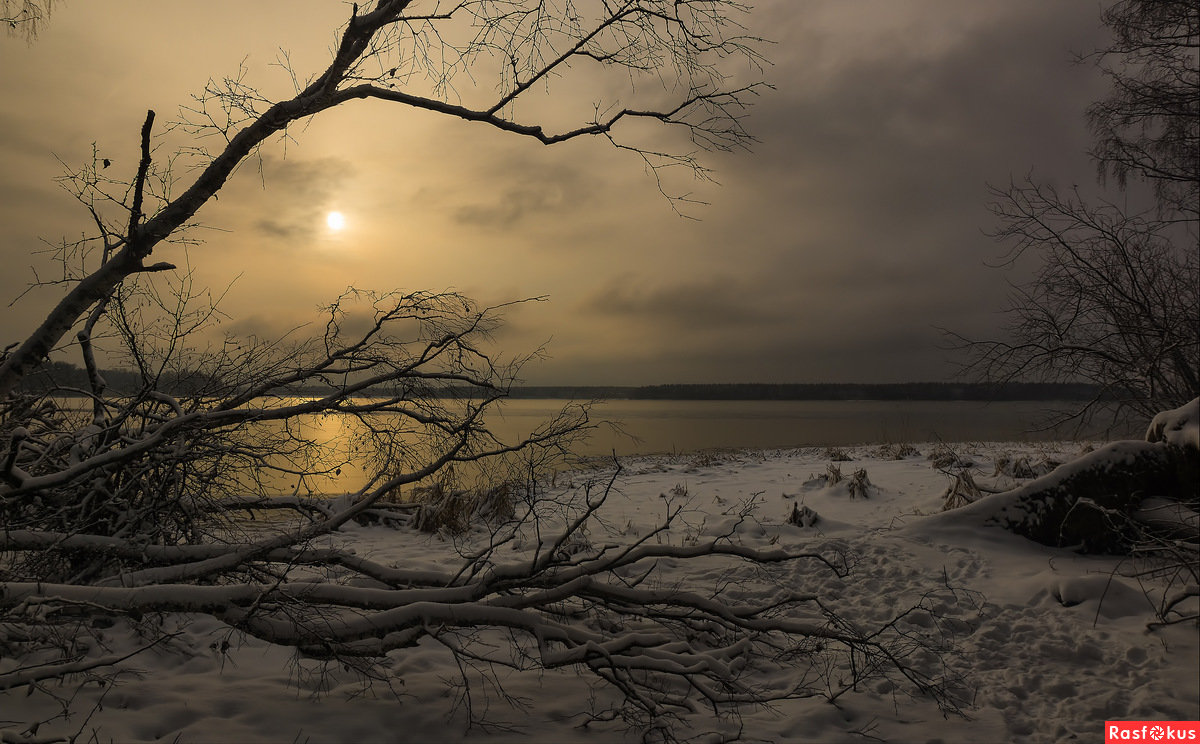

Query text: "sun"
[326, 211, 346, 231]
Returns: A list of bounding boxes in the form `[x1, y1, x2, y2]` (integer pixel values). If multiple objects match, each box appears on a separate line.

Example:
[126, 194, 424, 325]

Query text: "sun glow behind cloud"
[0, 0, 1112, 385]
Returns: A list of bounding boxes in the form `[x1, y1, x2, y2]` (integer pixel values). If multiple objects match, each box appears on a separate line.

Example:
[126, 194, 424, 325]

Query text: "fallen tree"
[0, 456, 971, 739]
[937, 398, 1198, 554]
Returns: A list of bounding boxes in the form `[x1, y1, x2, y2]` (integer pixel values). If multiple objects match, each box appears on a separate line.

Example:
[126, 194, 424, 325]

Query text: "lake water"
[50, 396, 1139, 494]
[499, 398, 1136, 457]
[260, 398, 1142, 493]
[244, 398, 1127, 493]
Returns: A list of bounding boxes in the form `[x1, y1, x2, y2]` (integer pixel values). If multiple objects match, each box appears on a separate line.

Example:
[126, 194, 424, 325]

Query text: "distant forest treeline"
[16, 363, 1102, 401]
[13, 362, 228, 397]
[509, 382, 1102, 401]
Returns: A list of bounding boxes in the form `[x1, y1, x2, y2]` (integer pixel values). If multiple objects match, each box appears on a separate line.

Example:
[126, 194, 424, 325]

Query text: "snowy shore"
[3, 441, 1197, 743]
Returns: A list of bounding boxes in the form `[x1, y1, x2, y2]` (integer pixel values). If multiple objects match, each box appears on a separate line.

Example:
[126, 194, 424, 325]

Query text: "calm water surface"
[292, 398, 1131, 492]
[54, 397, 1138, 494]
[503, 398, 1136, 456]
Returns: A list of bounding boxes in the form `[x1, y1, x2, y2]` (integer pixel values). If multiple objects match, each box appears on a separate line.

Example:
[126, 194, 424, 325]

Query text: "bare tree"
[953, 0, 1199, 428]
[0, 0, 768, 397]
[1, 0, 53, 40]
[0, 3, 969, 739]
[1087, 0, 1199, 219]
[933, 2, 1199, 606]
[2, 283, 589, 573]
[965, 176, 1199, 426]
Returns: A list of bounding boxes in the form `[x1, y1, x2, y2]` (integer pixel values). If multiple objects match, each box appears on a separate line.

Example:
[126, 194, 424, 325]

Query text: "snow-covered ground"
[3, 441, 1198, 743]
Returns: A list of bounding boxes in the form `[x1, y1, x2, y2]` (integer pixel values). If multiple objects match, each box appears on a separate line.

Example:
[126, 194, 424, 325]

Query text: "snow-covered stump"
[944, 398, 1199, 553]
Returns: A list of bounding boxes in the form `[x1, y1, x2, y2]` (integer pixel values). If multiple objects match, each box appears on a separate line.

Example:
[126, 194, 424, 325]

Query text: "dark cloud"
[255, 157, 354, 200]
[430, 149, 599, 230]
[0, 0, 1123, 385]
[253, 217, 306, 240]
[602, 0, 1114, 384]
[766, 3, 1103, 191]
[583, 275, 787, 329]
[454, 181, 570, 228]
[222, 314, 293, 342]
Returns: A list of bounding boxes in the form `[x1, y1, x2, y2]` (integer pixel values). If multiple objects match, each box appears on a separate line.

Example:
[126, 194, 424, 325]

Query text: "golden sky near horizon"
[0, 1, 1112, 385]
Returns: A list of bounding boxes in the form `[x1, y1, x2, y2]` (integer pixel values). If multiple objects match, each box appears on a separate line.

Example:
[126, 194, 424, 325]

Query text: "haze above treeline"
[19, 363, 1102, 401]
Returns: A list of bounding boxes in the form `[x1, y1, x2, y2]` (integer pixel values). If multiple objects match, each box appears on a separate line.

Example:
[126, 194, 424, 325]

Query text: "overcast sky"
[0, 1, 1114, 385]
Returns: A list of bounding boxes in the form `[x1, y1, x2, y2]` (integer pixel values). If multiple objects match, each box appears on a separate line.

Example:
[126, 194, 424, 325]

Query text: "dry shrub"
[823, 447, 853, 462]
[876, 442, 921, 460]
[928, 445, 974, 470]
[847, 468, 873, 499]
[941, 470, 983, 511]
[686, 452, 724, 470]
[409, 478, 520, 534]
[992, 454, 1060, 479]
[813, 464, 873, 497]
[787, 502, 819, 527]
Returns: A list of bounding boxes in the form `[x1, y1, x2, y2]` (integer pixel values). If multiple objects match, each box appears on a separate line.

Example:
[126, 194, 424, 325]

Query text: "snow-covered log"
[940, 398, 1199, 552]
[1146, 397, 1200, 450]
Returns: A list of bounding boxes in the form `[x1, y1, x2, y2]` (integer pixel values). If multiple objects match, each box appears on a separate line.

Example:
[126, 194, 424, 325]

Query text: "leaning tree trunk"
[946, 398, 1198, 553]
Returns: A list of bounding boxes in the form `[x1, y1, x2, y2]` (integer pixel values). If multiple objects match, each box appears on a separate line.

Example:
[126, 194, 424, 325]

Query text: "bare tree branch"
[953, 1, 1198, 428]
[0, 0, 767, 395]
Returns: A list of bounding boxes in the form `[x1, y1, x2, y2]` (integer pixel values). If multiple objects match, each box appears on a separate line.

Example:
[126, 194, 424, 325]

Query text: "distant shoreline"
[20, 368, 1103, 403]
[500, 382, 1102, 402]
